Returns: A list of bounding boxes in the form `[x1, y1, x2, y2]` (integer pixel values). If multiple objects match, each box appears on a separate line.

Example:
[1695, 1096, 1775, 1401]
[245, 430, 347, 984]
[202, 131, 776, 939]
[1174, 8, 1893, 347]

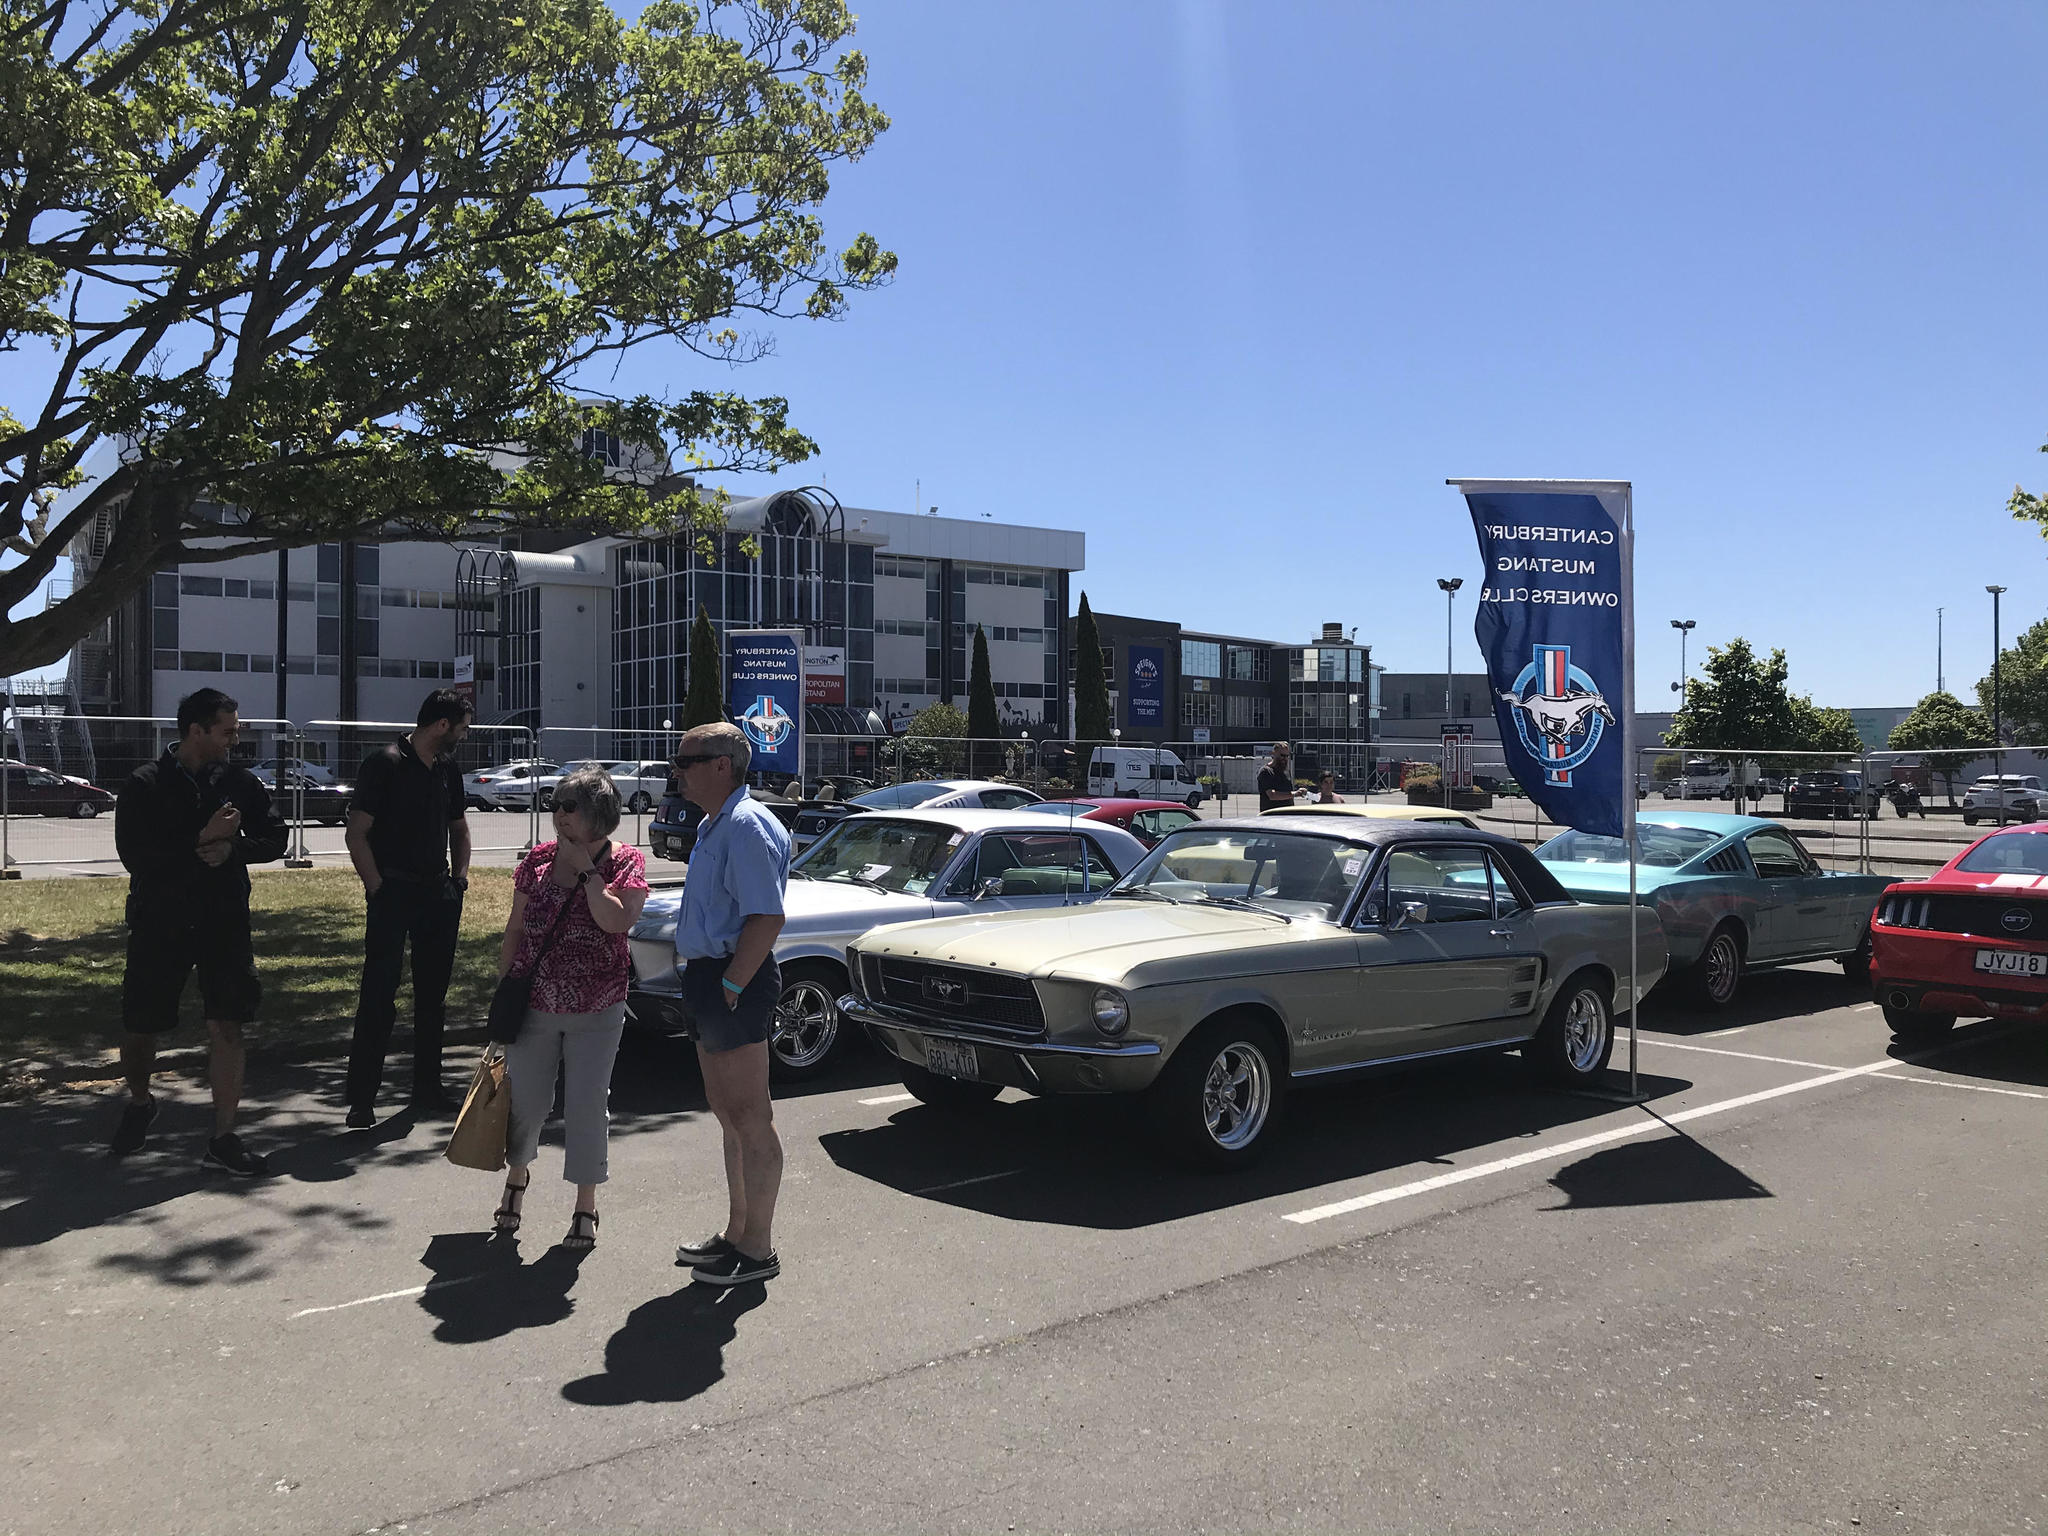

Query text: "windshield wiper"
[1195, 894, 1292, 923]
[823, 872, 890, 893]
[1107, 886, 1182, 905]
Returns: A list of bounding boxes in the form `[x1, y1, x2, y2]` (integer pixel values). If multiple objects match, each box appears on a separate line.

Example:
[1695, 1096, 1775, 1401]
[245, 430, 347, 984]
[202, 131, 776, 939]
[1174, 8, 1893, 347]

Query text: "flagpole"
[1619, 484, 1638, 1098]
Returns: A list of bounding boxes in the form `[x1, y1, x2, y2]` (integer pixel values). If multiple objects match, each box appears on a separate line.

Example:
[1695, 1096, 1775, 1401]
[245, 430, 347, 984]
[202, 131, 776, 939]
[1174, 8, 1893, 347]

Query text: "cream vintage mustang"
[839, 819, 1668, 1168]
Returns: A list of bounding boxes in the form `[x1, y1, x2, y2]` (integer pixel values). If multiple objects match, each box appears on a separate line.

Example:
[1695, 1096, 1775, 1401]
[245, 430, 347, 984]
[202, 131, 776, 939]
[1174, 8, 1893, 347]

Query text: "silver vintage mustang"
[626, 808, 1148, 1078]
[839, 818, 1669, 1168]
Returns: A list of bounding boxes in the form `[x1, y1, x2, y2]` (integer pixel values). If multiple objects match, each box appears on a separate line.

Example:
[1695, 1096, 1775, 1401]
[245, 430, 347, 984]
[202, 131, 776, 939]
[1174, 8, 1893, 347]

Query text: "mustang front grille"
[869, 957, 1046, 1038]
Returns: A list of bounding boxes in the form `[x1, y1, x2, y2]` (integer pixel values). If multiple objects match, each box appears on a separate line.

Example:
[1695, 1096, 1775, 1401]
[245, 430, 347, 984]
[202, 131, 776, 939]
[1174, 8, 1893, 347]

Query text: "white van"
[1088, 746, 1204, 807]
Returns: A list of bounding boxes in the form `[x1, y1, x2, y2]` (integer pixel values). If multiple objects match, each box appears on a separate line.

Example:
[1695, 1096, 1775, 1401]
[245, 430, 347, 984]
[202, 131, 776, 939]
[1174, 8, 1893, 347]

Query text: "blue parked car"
[1535, 811, 1890, 1009]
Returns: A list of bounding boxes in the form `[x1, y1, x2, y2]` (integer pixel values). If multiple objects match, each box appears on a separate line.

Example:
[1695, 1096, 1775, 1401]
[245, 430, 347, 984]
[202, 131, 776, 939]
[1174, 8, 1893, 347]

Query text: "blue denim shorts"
[684, 954, 781, 1054]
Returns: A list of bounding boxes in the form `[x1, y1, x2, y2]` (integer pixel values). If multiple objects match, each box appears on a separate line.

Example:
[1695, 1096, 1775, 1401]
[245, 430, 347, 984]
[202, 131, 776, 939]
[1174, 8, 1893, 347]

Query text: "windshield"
[1538, 825, 1722, 868]
[851, 781, 953, 810]
[1956, 832, 2048, 876]
[1111, 826, 1368, 921]
[793, 816, 961, 895]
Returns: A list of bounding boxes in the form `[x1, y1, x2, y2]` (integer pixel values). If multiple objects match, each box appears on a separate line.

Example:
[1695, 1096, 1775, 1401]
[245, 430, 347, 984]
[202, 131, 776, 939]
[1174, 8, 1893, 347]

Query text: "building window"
[179, 574, 222, 597]
[1402, 693, 1412, 718]
[1227, 694, 1270, 730]
[1181, 639, 1220, 678]
[1180, 692, 1220, 728]
[582, 428, 623, 467]
[316, 543, 341, 583]
[180, 651, 223, 671]
[1227, 646, 1269, 683]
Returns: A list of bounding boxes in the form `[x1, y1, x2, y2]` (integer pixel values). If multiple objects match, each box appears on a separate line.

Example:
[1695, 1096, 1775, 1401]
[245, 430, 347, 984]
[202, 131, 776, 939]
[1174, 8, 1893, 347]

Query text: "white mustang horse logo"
[1501, 685, 1615, 745]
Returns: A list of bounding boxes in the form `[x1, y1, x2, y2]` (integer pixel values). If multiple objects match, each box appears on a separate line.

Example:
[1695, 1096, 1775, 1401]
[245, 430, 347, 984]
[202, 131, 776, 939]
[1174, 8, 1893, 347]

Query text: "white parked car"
[626, 807, 1144, 1078]
[791, 778, 1044, 853]
[462, 759, 561, 810]
[507, 758, 673, 813]
[1961, 775, 2048, 826]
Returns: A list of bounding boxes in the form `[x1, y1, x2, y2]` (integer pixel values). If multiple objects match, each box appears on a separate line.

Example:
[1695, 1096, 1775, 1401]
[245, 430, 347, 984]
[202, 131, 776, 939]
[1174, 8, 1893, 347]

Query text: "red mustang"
[1022, 797, 1200, 848]
[1870, 824, 2048, 1043]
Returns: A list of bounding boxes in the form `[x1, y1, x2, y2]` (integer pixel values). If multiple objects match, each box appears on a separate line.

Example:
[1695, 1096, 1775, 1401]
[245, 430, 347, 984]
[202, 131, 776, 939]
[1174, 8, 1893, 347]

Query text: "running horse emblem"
[1499, 644, 1615, 787]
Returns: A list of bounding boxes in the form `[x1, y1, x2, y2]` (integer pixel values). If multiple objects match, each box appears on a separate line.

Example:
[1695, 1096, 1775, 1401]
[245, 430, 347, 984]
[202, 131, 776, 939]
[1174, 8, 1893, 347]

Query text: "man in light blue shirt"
[671, 721, 790, 1286]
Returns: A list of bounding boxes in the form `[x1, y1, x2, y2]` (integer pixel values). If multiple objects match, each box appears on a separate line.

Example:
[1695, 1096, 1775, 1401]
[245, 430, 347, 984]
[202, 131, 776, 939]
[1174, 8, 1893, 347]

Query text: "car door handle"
[1489, 927, 1516, 939]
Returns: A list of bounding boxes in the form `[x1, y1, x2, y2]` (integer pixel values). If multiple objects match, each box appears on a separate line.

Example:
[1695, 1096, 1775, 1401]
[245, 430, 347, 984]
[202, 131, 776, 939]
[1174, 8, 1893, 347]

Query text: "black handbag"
[487, 871, 588, 1043]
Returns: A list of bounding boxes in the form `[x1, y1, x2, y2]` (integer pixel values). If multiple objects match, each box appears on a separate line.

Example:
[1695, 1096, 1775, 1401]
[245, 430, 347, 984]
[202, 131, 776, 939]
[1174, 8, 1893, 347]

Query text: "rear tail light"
[1879, 893, 1934, 929]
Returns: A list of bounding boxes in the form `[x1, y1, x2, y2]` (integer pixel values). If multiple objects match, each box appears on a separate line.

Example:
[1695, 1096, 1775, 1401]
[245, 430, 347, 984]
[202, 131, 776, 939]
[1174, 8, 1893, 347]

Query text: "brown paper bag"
[444, 1049, 510, 1171]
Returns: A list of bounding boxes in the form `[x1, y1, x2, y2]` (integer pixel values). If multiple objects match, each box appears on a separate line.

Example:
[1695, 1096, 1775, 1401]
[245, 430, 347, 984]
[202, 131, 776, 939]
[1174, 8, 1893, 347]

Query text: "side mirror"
[1387, 899, 1429, 931]
[975, 876, 1004, 901]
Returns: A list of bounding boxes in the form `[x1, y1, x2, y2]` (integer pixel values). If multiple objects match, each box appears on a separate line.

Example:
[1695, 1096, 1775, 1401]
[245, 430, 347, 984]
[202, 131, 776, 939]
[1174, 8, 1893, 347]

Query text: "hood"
[853, 898, 1326, 983]
[630, 873, 940, 942]
[1537, 862, 1685, 902]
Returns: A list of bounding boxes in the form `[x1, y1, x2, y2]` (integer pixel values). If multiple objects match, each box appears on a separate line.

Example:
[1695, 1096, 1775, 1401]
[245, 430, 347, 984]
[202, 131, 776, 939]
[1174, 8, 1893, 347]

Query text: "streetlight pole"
[1937, 607, 1944, 695]
[1436, 578, 1462, 717]
[1669, 619, 1696, 702]
[1988, 584, 2007, 823]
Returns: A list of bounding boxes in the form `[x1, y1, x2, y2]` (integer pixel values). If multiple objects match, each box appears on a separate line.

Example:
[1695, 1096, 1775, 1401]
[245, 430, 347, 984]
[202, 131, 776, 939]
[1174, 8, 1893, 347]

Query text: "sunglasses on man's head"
[673, 752, 721, 769]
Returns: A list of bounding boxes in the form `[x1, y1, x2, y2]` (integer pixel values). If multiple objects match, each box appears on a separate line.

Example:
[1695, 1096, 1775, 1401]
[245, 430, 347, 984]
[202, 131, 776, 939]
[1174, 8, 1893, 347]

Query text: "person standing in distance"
[109, 688, 289, 1173]
[343, 689, 474, 1126]
[669, 721, 789, 1286]
[1258, 741, 1297, 813]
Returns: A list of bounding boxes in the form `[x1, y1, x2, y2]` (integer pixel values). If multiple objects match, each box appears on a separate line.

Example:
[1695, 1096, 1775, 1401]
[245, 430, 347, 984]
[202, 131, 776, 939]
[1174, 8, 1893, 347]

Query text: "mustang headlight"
[1091, 988, 1130, 1037]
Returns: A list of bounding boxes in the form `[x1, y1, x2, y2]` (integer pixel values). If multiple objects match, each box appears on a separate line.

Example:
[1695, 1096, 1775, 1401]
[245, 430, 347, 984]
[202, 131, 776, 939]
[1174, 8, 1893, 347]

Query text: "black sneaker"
[109, 1097, 157, 1156]
[691, 1247, 779, 1286]
[200, 1133, 272, 1178]
[344, 1104, 376, 1130]
[675, 1232, 737, 1267]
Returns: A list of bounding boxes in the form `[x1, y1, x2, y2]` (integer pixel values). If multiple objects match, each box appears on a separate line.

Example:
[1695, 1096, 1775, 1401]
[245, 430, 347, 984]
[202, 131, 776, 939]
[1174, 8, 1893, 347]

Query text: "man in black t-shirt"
[109, 688, 289, 1173]
[343, 689, 473, 1125]
[1257, 741, 1297, 813]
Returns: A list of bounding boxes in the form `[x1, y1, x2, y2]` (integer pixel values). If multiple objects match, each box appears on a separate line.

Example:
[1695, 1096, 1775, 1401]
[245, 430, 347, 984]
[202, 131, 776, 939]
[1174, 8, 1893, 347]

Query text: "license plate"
[923, 1038, 980, 1080]
[1974, 949, 2048, 977]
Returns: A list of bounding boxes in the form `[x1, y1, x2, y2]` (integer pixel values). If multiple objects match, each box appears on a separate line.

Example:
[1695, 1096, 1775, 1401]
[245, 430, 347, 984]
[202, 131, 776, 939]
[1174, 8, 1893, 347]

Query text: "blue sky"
[11, 1, 2048, 708]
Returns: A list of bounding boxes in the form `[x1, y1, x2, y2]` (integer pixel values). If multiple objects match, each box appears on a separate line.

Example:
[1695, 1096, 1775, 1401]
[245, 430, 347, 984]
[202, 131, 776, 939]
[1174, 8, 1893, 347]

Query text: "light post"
[1937, 607, 1944, 694]
[1436, 578, 1462, 718]
[1669, 619, 1695, 701]
[1988, 585, 2007, 820]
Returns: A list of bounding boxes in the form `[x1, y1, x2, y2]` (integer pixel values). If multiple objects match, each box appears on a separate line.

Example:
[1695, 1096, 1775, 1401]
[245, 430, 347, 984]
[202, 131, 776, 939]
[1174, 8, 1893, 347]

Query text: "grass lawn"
[0, 868, 515, 1069]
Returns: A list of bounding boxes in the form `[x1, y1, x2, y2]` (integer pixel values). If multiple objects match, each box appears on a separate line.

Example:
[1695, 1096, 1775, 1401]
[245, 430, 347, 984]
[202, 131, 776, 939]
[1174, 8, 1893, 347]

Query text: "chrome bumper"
[838, 993, 1163, 1094]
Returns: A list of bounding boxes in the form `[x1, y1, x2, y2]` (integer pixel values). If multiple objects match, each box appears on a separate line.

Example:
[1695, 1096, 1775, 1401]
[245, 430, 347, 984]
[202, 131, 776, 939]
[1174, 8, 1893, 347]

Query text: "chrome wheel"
[771, 978, 840, 1071]
[627, 791, 653, 813]
[1199, 1041, 1271, 1151]
[1703, 932, 1740, 1004]
[1560, 987, 1610, 1074]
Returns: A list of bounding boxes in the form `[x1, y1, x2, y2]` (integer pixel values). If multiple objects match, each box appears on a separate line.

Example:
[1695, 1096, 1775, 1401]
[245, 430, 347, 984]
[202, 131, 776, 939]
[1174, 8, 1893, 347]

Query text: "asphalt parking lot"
[3, 966, 2044, 1535]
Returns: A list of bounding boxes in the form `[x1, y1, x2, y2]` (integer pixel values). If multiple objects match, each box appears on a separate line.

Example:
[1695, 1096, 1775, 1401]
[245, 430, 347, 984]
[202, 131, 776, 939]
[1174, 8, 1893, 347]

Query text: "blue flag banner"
[727, 629, 806, 778]
[1128, 645, 1165, 726]
[1453, 481, 1634, 839]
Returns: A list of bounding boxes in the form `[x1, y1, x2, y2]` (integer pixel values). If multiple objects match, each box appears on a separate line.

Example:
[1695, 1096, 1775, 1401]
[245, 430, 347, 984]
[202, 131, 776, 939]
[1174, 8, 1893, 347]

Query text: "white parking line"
[859, 1092, 917, 1106]
[290, 1277, 478, 1319]
[1879, 1074, 2048, 1101]
[910, 1169, 1022, 1196]
[1282, 1057, 1904, 1225]
[1637, 1038, 1840, 1071]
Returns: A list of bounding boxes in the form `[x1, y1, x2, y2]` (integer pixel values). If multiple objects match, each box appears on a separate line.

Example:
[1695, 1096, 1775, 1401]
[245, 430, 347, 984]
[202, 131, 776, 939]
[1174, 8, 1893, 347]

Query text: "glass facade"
[1286, 643, 1371, 740]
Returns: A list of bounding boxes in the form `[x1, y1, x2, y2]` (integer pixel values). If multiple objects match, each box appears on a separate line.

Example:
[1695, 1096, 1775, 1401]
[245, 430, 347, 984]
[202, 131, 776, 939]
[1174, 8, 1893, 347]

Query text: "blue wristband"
[721, 975, 746, 995]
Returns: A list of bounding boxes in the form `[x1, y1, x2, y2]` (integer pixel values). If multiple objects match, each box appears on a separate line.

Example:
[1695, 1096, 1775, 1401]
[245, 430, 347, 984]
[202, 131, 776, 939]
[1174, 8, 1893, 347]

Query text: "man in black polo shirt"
[110, 688, 289, 1173]
[343, 689, 474, 1125]
[1257, 741, 1297, 813]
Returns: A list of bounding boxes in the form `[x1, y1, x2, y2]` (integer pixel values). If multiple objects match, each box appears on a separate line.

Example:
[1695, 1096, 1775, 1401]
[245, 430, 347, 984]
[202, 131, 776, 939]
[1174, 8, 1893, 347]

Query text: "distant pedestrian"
[343, 689, 474, 1126]
[1317, 770, 1344, 804]
[1258, 741, 1296, 813]
[492, 767, 649, 1249]
[669, 721, 790, 1287]
[109, 688, 289, 1174]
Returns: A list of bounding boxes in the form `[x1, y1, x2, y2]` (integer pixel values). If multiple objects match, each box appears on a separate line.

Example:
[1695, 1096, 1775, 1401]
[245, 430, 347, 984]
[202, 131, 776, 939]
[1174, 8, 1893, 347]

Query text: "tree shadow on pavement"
[819, 1054, 1694, 1231]
[1546, 1130, 1772, 1209]
[559, 1281, 769, 1406]
[416, 1231, 589, 1343]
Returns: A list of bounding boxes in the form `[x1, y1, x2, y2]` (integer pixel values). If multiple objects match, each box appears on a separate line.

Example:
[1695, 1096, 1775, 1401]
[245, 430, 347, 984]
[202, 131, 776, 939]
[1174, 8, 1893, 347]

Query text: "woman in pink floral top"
[491, 767, 650, 1248]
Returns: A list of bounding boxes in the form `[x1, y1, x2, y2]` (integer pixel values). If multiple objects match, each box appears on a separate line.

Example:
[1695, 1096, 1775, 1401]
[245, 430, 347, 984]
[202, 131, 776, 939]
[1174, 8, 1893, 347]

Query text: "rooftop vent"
[1320, 622, 1346, 643]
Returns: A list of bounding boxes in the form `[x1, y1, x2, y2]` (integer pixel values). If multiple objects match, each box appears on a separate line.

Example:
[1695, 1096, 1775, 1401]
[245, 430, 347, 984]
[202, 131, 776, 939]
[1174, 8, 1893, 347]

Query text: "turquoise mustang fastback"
[1536, 811, 1889, 1008]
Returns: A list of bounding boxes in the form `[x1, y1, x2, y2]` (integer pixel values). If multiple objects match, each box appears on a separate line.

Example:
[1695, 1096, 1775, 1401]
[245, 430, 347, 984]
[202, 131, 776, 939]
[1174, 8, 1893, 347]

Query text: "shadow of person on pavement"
[415, 1231, 589, 1344]
[559, 1281, 769, 1406]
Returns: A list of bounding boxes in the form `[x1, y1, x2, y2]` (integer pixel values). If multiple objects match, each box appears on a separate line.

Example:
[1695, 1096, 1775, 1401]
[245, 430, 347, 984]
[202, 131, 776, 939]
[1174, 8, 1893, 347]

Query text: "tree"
[1072, 592, 1111, 745]
[1888, 691, 1990, 805]
[682, 603, 723, 729]
[901, 701, 966, 780]
[0, 0, 894, 674]
[966, 624, 998, 773]
[1665, 637, 1860, 769]
[1974, 617, 2048, 746]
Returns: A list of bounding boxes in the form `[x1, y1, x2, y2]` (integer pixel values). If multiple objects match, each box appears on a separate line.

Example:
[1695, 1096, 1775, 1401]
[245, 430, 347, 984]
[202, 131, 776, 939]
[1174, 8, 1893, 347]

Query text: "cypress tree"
[968, 624, 999, 775]
[1073, 592, 1112, 745]
[683, 602, 724, 728]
